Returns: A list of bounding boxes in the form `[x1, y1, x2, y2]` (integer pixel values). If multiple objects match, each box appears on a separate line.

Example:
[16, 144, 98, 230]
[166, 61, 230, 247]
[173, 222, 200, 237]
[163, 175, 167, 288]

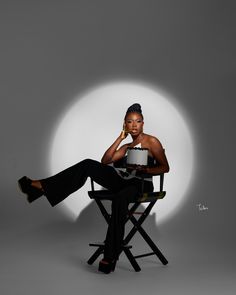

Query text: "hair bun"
[126, 103, 142, 114]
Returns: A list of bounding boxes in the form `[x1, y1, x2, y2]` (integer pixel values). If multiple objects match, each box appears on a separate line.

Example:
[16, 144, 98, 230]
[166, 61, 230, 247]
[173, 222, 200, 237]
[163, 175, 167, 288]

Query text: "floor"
[1, 195, 235, 295]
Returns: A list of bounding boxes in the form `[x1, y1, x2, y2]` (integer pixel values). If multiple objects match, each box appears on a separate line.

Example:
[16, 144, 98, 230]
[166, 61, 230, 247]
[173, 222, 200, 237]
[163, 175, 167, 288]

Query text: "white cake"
[127, 147, 148, 166]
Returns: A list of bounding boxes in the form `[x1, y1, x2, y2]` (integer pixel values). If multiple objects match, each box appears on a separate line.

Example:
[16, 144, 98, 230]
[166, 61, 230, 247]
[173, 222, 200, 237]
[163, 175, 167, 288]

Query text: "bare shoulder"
[144, 134, 164, 150]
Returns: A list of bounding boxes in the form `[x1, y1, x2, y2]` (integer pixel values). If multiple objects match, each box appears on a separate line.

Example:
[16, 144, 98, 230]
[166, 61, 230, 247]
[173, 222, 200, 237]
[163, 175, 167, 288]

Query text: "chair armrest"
[137, 173, 165, 193]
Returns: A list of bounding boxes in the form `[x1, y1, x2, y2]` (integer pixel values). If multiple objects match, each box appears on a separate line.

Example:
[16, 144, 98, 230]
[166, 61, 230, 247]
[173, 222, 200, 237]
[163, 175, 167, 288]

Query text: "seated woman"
[18, 103, 169, 274]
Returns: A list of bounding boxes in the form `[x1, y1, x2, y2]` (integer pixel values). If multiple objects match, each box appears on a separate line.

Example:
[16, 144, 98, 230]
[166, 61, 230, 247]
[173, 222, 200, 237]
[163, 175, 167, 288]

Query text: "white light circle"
[49, 81, 195, 225]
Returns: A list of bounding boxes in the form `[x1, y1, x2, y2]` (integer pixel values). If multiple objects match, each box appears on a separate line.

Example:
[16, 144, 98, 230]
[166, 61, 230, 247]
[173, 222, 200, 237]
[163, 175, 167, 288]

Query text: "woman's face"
[124, 112, 144, 136]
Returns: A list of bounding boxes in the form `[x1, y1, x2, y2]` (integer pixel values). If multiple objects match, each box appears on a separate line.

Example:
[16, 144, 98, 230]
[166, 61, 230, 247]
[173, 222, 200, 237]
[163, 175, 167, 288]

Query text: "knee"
[79, 159, 101, 172]
[80, 158, 96, 167]
[114, 186, 138, 204]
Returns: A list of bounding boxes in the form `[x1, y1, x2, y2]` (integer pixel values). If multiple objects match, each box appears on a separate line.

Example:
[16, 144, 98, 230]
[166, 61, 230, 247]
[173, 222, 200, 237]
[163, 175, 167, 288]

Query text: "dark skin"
[101, 112, 170, 175]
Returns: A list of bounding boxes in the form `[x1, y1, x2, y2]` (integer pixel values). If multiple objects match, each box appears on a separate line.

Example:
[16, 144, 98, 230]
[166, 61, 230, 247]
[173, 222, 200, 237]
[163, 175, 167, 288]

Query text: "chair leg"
[124, 201, 156, 244]
[123, 247, 141, 272]
[95, 199, 110, 224]
[87, 246, 104, 265]
[87, 198, 168, 271]
[129, 214, 168, 265]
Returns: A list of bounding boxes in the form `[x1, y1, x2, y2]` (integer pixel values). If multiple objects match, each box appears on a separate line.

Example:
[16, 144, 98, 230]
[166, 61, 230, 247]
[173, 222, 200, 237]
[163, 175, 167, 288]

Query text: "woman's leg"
[103, 179, 154, 262]
[40, 159, 126, 206]
[103, 184, 139, 262]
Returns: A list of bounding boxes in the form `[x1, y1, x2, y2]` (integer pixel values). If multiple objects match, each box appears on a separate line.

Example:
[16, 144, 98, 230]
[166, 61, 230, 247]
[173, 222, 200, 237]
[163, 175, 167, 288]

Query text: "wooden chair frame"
[87, 173, 168, 272]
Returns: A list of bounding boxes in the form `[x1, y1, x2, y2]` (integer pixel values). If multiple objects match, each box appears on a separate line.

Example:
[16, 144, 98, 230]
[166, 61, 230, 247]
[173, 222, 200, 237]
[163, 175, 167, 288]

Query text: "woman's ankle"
[31, 180, 44, 191]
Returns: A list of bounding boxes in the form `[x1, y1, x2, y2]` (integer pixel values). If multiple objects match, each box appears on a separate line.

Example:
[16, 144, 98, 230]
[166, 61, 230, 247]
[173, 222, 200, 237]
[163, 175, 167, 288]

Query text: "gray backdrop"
[1, 1, 235, 294]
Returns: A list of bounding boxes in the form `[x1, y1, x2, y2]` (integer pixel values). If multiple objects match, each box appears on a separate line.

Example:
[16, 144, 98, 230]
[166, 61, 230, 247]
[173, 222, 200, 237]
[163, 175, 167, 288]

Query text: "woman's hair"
[125, 103, 143, 119]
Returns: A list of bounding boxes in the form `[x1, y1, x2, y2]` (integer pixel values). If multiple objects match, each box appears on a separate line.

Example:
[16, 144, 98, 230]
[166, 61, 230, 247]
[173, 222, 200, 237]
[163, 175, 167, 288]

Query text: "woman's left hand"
[127, 165, 148, 173]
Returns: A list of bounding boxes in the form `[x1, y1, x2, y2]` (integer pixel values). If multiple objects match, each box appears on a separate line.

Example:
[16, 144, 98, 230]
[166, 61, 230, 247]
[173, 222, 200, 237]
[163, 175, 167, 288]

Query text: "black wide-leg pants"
[40, 159, 153, 260]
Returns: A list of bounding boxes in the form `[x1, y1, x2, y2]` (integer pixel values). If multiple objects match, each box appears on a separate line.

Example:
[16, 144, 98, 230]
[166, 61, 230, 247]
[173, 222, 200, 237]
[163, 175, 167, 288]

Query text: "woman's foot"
[18, 176, 44, 203]
[98, 259, 116, 274]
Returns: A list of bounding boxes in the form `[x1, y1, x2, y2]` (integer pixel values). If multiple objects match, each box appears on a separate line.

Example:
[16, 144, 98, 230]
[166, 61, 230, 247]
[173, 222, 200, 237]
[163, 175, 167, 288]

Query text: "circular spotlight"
[49, 81, 195, 225]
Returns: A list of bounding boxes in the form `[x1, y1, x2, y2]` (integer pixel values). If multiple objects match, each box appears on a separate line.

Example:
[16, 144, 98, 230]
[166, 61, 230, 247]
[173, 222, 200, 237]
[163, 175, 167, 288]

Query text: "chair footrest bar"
[89, 242, 132, 249]
[89, 243, 104, 247]
[134, 252, 156, 259]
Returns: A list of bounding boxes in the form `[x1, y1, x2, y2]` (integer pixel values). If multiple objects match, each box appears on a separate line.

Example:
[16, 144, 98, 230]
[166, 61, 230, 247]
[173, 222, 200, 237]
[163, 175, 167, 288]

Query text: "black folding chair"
[87, 173, 168, 272]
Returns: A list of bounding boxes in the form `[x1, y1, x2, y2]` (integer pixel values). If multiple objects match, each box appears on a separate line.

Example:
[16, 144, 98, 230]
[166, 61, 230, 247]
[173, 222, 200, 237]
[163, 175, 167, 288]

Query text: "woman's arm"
[144, 137, 170, 175]
[101, 130, 129, 165]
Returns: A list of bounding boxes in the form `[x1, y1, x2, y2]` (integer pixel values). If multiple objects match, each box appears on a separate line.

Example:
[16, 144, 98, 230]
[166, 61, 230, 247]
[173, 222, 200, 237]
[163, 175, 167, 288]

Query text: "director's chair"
[87, 173, 168, 272]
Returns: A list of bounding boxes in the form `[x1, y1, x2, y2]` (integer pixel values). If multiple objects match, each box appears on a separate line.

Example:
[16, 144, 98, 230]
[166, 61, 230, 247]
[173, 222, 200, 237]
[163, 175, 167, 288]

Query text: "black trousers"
[41, 159, 153, 260]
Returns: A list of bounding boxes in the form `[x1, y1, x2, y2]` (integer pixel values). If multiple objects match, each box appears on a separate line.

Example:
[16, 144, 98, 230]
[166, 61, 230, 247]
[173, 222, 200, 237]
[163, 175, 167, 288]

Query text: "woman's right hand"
[101, 122, 129, 164]
[120, 123, 129, 140]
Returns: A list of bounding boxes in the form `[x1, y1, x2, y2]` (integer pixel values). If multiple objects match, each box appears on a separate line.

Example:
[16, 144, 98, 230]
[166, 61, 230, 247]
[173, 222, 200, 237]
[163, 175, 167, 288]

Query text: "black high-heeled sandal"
[98, 259, 116, 274]
[18, 176, 43, 203]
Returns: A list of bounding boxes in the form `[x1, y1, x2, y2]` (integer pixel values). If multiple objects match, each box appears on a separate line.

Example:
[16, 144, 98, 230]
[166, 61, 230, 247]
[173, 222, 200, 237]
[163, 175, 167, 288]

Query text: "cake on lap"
[126, 147, 148, 168]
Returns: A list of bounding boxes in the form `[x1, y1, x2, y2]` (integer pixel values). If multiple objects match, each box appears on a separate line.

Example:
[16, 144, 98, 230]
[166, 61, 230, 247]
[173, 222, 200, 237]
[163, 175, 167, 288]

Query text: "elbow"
[164, 164, 170, 173]
[101, 157, 112, 165]
[101, 158, 107, 165]
[101, 157, 105, 164]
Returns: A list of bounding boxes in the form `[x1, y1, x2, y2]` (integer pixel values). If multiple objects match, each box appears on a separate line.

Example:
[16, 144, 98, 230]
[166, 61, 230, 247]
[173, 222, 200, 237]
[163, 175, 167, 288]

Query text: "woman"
[18, 103, 169, 274]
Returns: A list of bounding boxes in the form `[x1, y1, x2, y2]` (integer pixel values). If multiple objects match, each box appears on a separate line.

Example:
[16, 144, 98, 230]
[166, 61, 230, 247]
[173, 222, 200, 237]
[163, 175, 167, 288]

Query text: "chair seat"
[88, 190, 166, 202]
